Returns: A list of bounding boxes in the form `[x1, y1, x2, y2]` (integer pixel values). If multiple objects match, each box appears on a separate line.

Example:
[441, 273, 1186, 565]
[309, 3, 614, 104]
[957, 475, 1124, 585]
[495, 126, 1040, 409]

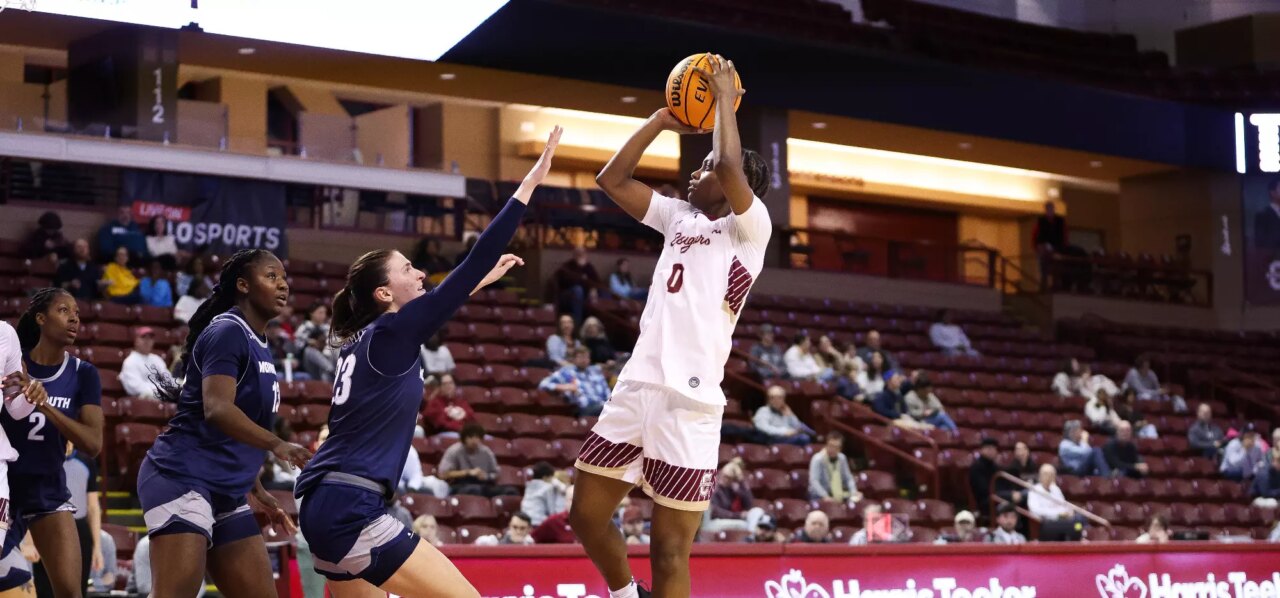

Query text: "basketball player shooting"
[570, 54, 772, 598]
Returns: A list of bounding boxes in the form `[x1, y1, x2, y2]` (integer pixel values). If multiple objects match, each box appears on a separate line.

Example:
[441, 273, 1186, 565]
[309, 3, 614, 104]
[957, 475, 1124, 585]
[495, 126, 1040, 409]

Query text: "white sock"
[610, 580, 638, 598]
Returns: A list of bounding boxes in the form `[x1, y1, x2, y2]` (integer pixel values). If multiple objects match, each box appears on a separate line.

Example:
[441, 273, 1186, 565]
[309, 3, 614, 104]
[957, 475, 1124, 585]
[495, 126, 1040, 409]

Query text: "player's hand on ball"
[650, 108, 707, 134]
[694, 54, 746, 101]
[272, 440, 314, 470]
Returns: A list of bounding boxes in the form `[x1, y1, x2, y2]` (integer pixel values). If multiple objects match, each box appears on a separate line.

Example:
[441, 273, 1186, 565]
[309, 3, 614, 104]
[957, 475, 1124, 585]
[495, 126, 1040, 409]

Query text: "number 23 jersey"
[616, 191, 771, 406]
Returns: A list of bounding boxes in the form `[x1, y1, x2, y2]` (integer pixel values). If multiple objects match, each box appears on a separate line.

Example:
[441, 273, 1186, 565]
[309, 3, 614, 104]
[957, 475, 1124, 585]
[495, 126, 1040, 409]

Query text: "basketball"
[666, 53, 743, 130]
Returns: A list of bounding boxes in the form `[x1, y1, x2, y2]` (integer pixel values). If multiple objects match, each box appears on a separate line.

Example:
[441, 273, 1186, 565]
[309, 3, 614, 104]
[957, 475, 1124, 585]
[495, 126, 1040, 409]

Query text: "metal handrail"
[992, 471, 1110, 528]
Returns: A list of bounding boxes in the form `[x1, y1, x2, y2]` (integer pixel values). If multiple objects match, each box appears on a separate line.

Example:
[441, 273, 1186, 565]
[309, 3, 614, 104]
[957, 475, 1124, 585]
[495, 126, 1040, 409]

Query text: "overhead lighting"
[958, 142, 973, 150]
[811, 122, 828, 129]
[620, 96, 637, 104]
[439, 73, 457, 80]
[520, 121, 535, 133]
[1089, 160, 1103, 168]
[238, 47, 256, 55]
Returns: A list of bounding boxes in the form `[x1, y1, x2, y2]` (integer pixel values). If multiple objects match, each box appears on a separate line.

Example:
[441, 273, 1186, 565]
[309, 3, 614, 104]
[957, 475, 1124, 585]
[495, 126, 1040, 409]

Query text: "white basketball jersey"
[0, 321, 34, 464]
[616, 191, 771, 405]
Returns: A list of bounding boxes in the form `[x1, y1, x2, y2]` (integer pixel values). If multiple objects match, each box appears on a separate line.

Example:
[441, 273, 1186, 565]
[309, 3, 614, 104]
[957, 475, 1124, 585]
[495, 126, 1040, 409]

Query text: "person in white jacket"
[118, 326, 173, 400]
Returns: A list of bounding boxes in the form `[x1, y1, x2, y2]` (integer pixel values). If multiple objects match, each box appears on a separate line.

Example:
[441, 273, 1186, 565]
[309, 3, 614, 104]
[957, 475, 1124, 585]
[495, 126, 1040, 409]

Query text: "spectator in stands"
[750, 324, 787, 380]
[944, 510, 982, 543]
[97, 204, 147, 264]
[23, 210, 70, 262]
[859, 330, 899, 373]
[175, 256, 213, 297]
[873, 373, 932, 432]
[1003, 441, 1038, 500]
[1078, 364, 1119, 402]
[138, 259, 174, 308]
[173, 280, 210, 324]
[1084, 389, 1121, 434]
[1032, 201, 1067, 291]
[579, 316, 621, 367]
[988, 504, 1026, 545]
[55, 238, 105, 300]
[1027, 464, 1071, 521]
[791, 511, 831, 544]
[1135, 514, 1170, 544]
[1114, 388, 1158, 439]
[833, 360, 865, 403]
[742, 514, 785, 544]
[784, 334, 829, 381]
[1250, 450, 1280, 508]
[969, 438, 1001, 518]
[929, 310, 979, 357]
[707, 458, 767, 531]
[90, 528, 116, 593]
[609, 258, 647, 300]
[423, 374, 474, 435]
[622, 506, 650, 545]
[300, 327, 336, 383]
[555, 245, 601, 324]
[1051, 358, 1082, 398]
[145, 215, 178, 271]
[1123, 356, 1186, 412]
[856, 351, 888, 396]
[477, 512, 536, 546]
[293, 302, 332, 354]
[1272, 428, 1280, 461]
[412, 238, 453, 277]
[808, 432, 860, 503]
[531, 485, 576, 544]
[437, 423, 518, 497]
[841, 340, 867, 375]
[119, 326, 173, 400]
[1103, 421, 1148, 479]
[753, 385, 815, 446]
[1222, 425, 1266, 481]
[400, 444, 448, 498]
[102, 245, 141, 304]
[521, 462, 570, 527]
[539, 346, 611, 416]
[903, 375, 957, 432]
[412, 514, 445, 548]
[848, 503, 884, 546]
[419, 331, 455, 376]
[1252, 179, 1280, 249]
[1188, 403, 1226, 459]
[813, 335, 846, 374]
[546, 314, 583, 368]
[1058, 420, 1111, 477]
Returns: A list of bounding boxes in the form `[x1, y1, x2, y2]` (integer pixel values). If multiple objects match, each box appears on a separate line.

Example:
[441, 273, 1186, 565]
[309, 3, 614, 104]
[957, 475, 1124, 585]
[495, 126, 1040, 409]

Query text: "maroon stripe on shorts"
[643, 458, 717, 503]
[577, 432, 642, 468]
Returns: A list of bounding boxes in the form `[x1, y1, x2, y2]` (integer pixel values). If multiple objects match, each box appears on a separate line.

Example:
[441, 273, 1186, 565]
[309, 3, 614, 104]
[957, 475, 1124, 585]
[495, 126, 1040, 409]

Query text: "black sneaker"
[637, 580, 652, 598]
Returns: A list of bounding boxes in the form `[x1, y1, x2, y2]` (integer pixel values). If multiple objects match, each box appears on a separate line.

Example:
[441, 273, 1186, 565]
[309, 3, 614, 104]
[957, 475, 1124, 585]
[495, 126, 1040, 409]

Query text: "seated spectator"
[969, 438, 1001, 517]
[412, 514, 445, 547]
[1251, 450, 1280, 508]
[1051, 358, 1083, 398]
[580, 317, 621, 366]
[808, 432, 860, 503]
[749, 324, 787, 380]
[1135, 514, 1170, 544]
[102, 246, 141, 304]
[903, 376, 957, 432]
[1124, 356, 1187, 412]
[622, 506, 650, 545]
[173, 281, 210, 324]
[1027, 464, 1072, 521]
[119, 326, 173, 400]
[400, 444, 448, 498]
[419, 331, 455, 376]
[790, 511, 831, 543]
[145, 215, 178, 271]
[832, 360, 865, 403]
[264, 320, 300, 380]
[300, 327, 336, 383]
[1001, 441, 1038, 504]
[744, 514, 786, 544]
[555, 246, 601, 324]
[423, 374, 475, 435]
[1058, 420, 1111, 477]
[54, 238, 105, 300]
[546, 314, 583, 368]
[1084, 390, 1121, 434]
[476, 512, 536, 546]
[1222, 425, 1266, 481]
[1271, 428, 1280, 462]
[538, 347, 611, 416]
[848, 503, 884, 546]
[521, 462, 569, 527]
[1103, 421, 1149, 479]
[531, 485, 576, 544]
[1078, 364, 1120, 402]
[175, 256, 214, 297]
[138, 260, 174, 308]
[411, 238, 453, 277]
[609, 258, 647, 300]
[90, 528, 117, 593]
[873, 373, 932, 432]
[1114, 388, 1158, 439]
[23, 210, 70, 262]
[857, 351, 889, 397]
[784, 334, 829, 381]
[988, 504, 1026, 545]
[752, 385, 815, 446]
[1188, 403, 1226, 460]
[97, 204, 147, 265]
[706, 458, 766, 532]
[929, 310, 979, 356]
[813, 335, 846, 373]
[294, 302, 332, 353]
[840, 341, 867, 375]
[858, 330, 899, 373]
[943, 510, 983, 543]
[437, 424, 518, 497]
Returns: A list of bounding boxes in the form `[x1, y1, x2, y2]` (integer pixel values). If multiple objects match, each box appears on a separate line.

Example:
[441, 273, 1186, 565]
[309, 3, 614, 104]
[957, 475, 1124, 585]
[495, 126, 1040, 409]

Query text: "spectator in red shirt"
[422, 374, 475, 435]
[532, 485, 576, 544]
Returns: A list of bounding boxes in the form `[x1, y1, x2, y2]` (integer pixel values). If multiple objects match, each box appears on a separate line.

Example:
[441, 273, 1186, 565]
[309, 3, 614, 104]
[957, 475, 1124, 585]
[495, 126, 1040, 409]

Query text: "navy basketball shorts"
[0, 545, 32, 592]
[137, 457, 259, 547]
[297, 482, 418, 586]
[7, 472, 75, 524]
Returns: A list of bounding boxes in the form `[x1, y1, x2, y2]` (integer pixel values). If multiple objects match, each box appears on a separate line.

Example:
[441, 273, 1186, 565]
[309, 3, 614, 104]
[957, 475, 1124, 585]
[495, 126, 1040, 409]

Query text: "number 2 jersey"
[147, 308, 280, 497]
[615, 191, 771, 406]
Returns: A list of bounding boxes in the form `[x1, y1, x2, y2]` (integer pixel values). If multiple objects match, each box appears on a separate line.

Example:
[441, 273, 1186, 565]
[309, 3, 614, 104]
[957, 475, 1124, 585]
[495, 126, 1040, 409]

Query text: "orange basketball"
[665, 53, 742, 130]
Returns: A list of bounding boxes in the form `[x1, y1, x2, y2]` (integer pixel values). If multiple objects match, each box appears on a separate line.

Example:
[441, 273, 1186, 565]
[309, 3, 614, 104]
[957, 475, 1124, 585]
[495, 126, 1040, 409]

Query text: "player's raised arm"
[597, 108, 706, 221]
[698, 54, 754, 215]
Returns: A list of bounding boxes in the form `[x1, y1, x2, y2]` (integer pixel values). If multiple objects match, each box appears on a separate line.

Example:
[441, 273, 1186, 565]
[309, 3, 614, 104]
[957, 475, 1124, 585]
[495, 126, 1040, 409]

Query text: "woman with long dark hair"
[137, 249, 311, 598]
[295, 126, 561, 598]
[0, 288, 103, 598]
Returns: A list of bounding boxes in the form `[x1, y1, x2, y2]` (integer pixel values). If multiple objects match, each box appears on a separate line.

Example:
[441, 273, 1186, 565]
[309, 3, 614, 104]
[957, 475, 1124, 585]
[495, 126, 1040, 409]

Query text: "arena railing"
[782, 227, 1000, 288]
[828, 418, 940, 500]
[990, 471, 1111, 539]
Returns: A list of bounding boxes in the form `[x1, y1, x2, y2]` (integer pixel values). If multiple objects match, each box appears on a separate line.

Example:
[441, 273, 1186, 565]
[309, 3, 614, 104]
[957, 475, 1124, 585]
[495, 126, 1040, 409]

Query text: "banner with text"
[122, 170, 288, 258]
[1241, 175, 1280, 305]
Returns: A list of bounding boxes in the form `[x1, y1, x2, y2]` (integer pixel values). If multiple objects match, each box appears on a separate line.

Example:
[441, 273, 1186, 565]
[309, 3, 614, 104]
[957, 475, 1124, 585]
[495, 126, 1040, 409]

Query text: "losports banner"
[442, 543, 1280, 598]
[121, 170, 289, 257]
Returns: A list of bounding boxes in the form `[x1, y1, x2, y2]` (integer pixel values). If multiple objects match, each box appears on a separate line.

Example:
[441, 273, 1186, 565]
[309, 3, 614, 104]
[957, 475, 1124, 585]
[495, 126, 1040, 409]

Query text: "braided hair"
[152, 249, 274, 402]
[741, 149, 771, 198]
[16, 288, 73, 353]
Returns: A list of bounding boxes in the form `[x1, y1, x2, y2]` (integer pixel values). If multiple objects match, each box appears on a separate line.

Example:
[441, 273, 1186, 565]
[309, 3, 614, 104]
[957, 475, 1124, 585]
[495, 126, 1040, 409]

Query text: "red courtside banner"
[442, 543, 1280, 598]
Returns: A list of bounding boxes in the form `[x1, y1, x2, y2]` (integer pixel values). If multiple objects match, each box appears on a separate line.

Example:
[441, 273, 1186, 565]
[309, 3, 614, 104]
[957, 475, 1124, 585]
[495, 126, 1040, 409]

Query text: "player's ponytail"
[330, 249, 393, 347]
[152, 249, 271, 402]
[16, 288, 71, 353]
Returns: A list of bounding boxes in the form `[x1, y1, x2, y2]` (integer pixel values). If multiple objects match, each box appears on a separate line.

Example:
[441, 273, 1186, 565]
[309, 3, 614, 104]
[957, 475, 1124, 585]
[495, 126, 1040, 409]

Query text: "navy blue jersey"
[2, 353, 100, 476]
[147, 308, 280, 497]
[297, 198, 527, 498]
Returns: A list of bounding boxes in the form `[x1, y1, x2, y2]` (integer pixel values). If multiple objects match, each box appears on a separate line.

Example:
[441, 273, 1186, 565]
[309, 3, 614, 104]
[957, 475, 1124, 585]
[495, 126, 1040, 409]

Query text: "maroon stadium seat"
[455, 525, 500, 544]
